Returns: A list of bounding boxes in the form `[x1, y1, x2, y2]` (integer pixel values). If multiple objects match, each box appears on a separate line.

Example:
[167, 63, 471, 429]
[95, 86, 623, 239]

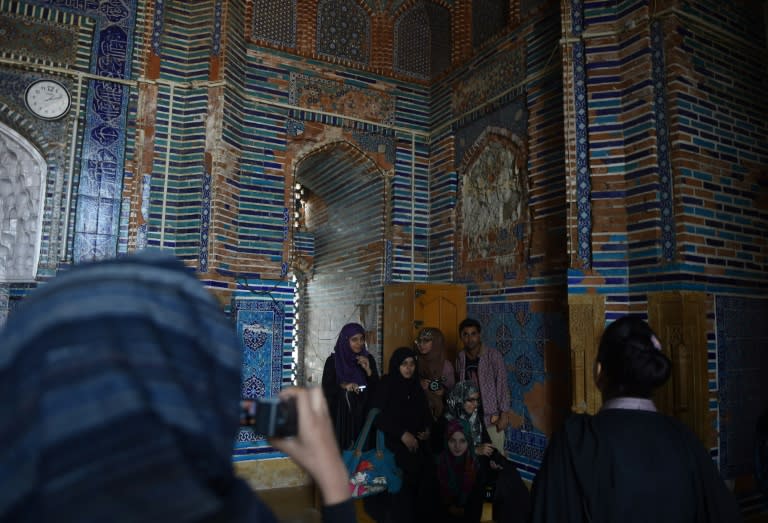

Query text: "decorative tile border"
[151, 0, 164, 54]
[212, 0, 222, 56]
[571, 0, 591, 268]
[198, 169, 211, 272]
[234, 296, 287, 456]
[651, 20, 675, 262]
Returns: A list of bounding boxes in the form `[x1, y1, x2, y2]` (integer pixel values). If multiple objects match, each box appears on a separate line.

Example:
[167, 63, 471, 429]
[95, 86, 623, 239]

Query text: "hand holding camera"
[267, 387, 351, 506]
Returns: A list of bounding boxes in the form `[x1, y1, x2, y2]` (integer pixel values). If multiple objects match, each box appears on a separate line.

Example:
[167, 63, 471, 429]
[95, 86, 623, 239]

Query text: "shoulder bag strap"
[353, 407, 381, 455]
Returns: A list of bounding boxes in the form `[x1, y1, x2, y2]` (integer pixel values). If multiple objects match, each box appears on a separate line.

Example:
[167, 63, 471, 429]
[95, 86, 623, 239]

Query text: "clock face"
[24, 80, 71, 120]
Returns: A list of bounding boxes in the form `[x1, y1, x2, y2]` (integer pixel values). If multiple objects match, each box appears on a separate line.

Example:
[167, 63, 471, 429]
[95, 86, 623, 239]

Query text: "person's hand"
[420, 378, 430, 390]
[416, 428, 430, 441]
[401, 431, 419, 452]
[496, 411, 512, 431]
[269, 387, 350, 506]
[340, 382, 362, 393]
[356, 355, 372, 376]
[475, 443, 494, 457]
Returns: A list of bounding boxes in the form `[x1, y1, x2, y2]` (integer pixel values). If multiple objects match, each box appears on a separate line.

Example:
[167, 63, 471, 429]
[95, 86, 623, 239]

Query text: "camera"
[428, 378, 443, 392]
[240, 396, 298, 438]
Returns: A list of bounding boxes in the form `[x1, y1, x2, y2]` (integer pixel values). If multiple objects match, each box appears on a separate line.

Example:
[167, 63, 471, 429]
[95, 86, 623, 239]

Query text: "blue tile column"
[571, 0, 591, 269]
[25, 1, 137, 262]
[651, 20, 676, 262]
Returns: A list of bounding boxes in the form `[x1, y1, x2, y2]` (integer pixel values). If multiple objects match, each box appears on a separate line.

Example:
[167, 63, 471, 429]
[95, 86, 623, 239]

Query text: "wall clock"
[24, 79, 72, 120]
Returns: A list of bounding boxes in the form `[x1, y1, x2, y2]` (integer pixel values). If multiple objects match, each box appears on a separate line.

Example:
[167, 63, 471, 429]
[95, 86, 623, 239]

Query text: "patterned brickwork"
[665, 6, 768, 287]
[472, 0, 508, 50]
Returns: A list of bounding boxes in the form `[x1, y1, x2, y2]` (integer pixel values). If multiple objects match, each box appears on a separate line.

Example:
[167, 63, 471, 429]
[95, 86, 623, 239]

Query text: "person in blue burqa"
[0, 250, 354, 523]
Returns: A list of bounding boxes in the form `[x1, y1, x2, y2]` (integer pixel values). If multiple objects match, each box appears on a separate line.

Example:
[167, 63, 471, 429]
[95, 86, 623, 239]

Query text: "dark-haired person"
[321, 322, 379, 450]
[415, 326, 455, 420]
[455, 317, 512, 456]
[530, 315, 741, 523]
[371, 347, 437, 523]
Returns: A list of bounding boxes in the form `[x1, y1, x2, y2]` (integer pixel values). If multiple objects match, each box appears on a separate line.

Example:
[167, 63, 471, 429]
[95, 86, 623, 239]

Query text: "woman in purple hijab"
[322, 322, 379, 450]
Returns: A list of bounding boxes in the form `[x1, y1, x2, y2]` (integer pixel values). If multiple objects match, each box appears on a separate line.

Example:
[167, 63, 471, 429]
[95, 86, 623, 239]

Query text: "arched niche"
[291, 141, 388, 385]
[0, 123, 46, 283]
[456, 127, 530, 284]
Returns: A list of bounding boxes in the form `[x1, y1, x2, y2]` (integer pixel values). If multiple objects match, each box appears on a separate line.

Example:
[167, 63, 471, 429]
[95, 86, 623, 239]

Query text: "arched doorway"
[291, 141, 388, 385]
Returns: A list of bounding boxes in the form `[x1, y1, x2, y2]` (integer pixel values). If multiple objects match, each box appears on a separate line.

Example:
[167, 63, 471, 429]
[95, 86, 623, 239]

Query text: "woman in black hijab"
[370, 347, 436, 523]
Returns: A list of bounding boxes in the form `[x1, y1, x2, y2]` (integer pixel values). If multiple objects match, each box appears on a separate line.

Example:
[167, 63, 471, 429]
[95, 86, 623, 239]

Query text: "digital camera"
[428, 377, 443, 392]
[240, 396, 298, 438]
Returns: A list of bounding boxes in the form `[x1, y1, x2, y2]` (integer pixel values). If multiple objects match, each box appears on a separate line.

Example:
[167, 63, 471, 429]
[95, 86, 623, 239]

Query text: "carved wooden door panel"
[649, 292, 712, 447]
[568, 294, 605, 415]
[383, 284, 466, 368]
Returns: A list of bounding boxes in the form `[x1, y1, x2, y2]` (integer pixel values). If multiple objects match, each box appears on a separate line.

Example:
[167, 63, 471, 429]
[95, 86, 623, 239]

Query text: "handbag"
[342, 408, 402, 498]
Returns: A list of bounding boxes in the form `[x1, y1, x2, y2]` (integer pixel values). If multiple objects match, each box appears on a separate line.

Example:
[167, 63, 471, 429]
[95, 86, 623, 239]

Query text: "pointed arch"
[290, 140, 390, 384]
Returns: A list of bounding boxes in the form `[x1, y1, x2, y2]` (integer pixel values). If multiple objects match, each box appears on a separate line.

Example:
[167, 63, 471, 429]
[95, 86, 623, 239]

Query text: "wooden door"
[414, 285, 466, 364]
[383, 284, 466, 372]
[648, 292, 712, 447]
[568, 294, 605, 414]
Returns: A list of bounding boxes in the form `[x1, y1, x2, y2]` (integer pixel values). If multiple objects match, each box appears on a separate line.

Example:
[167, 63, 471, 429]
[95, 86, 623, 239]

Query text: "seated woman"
[415, 326, 456, 420]
[436, 419, 484, 523]
[371, 347, 437, 523]
[321, 322, 379, 450]
[530, 315, 741, 523]
[442, 381, 530, 523]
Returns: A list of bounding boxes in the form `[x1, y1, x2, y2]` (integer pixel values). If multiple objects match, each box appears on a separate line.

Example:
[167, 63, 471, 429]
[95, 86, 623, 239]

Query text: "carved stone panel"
[0, 124, 46, 282]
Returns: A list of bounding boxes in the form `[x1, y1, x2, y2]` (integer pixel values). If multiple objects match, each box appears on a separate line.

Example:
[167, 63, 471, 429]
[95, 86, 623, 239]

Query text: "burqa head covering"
[446, 380, 483, 446]
[333, 322, 369, 385]
[437, 418, 478, 507]
[0, 251, 275, 523]
[388, 346, 417, 379]
[415, 326, 447, 380]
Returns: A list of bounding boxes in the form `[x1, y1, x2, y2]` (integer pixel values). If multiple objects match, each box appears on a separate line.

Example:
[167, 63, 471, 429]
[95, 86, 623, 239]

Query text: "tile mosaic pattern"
[251, 0, 296, 48]
[716, 296, 768, 479]
[0, 11, 79, 63]
[288, 72, 395, 126]
[651, 20, 675, 262]
[316, 0, 370, 66]
[234, 295, 289, 456]
[451, 47, 525, 116]
[570, 0, 590, 270]
[468, 303, 570, 474]
[198, 169, 211, 272]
